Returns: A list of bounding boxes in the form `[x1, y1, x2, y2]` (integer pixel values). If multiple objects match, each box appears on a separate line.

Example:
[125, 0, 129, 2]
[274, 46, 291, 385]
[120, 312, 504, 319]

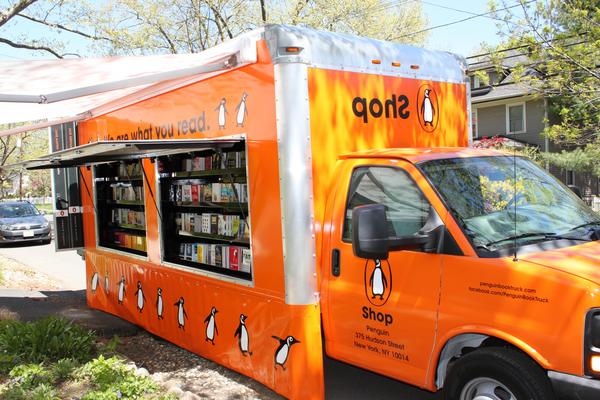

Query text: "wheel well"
[435, 334, 535, 390]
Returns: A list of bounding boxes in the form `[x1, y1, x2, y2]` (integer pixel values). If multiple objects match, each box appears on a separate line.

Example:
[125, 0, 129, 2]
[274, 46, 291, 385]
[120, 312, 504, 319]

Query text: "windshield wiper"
[485, 232, 556, 247]
[486, 232, 589, 248]
[567, 221, 600, 232]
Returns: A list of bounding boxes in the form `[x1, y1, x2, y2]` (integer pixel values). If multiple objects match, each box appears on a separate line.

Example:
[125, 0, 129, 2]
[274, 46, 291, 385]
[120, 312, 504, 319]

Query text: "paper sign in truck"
[19, 25, 600, 400]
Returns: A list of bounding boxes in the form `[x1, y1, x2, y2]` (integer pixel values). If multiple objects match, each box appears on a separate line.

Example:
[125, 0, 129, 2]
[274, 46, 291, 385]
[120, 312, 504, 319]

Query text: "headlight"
[584, 308, 600, 377]
[42, 221, 49, 228]
[0, 224, 10, 230]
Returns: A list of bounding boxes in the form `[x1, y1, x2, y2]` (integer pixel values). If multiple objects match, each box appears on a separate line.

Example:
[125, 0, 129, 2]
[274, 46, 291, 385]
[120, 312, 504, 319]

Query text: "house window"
[506, 103, 526, 134]
[566, 170, 575, 186]
[470, 75, 481, 89]
[471, 109, 478, 138]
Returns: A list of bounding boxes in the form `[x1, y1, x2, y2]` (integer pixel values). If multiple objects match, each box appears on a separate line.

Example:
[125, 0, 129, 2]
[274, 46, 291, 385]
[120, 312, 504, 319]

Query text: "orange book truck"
[23, 26, 600, 400]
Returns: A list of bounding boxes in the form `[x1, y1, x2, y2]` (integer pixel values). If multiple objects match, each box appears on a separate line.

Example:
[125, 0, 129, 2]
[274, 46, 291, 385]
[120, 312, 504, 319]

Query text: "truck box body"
[66, 25, 469, 399]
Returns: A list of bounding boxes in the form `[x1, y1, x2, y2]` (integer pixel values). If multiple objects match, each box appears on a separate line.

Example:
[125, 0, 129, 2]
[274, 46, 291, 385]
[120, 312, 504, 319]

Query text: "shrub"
[0, 317, 96, 374]
[77, 355, 160, 400]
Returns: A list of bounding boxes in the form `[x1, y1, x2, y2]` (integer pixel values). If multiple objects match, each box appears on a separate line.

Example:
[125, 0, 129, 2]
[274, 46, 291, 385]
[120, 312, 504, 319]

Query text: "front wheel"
[443, 347, 555, 400]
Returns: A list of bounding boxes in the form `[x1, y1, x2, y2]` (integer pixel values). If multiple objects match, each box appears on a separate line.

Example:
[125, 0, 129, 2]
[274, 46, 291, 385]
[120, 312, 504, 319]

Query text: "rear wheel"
[443, 347, 555, 400]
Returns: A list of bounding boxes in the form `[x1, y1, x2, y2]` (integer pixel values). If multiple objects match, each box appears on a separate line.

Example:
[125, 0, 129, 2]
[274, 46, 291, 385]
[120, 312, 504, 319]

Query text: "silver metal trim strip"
[274, 62, 318, 305]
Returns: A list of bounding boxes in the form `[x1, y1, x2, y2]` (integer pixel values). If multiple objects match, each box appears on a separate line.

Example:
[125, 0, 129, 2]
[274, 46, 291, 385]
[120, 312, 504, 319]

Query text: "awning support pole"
[141, 162, 162, 223]
[78, 167, 98, 215]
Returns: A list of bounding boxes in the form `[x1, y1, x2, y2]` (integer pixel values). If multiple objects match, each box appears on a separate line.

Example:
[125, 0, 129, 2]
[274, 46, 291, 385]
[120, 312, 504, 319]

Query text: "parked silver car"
[0, 201, 51, 244]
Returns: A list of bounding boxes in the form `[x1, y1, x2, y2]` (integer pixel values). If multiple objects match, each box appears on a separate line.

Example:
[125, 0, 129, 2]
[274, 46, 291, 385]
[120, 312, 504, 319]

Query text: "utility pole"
[17, 135, 22, 201]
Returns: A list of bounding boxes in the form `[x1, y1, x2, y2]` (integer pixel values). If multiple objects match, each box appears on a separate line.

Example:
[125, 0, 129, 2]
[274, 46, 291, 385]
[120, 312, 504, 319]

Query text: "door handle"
[332, 249, 340, 277]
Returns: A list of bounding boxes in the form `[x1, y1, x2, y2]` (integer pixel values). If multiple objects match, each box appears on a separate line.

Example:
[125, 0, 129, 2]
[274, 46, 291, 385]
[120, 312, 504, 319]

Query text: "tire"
[443, 347, 555, 400]
[40, 239, 51, 245]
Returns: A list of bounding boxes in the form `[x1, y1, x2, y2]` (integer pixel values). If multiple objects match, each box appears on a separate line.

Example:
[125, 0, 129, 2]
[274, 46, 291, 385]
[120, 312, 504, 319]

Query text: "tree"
[0, 0, 429, 58]
[0, 125, 49, 198]
[487, 0, 599, 177]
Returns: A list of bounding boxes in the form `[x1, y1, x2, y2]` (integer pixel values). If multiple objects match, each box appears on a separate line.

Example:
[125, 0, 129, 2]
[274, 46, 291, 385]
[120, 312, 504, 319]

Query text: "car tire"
[41, 239, 51, 245]
[443, 346, 555, 400]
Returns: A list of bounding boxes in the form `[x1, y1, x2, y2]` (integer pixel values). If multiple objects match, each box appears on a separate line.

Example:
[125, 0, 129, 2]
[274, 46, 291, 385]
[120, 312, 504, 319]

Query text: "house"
[467, 52, 600, 203]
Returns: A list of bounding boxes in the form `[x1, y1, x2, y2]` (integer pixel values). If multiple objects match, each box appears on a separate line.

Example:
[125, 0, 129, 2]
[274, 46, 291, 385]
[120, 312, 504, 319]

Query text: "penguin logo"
[90, 272, 99, 294]
[417, 85, 439, 132]
[134, 281, 146, 313]
[235, 92, 249, 127]
[204, 307, 219, 345]
[104, 273, 109, 294]
[117, 276, 126, 305]
[174, 297, 187, 329]
[364, 259, 393, 306]
[234, 314, 252, 356]
[156, 288, 164, 320]
[272, 335, 300, 371]
[215, 98, 227, 129]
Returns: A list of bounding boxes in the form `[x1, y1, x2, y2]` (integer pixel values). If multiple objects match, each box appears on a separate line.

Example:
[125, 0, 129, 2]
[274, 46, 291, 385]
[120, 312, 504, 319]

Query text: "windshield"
[420, 156, 600, 251]
[0, 203, 40, 218]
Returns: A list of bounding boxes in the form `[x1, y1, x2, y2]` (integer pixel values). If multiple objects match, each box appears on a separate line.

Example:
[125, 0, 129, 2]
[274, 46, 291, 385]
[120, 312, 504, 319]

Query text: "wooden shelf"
[178, 230, 249, 245]
[166, 256, 251, 280]
[107, 200, 144, 206]
[170, 201, 247, 211]
[95, 176, 143, 183]
[108, 223, 147, 232]
[103, 243, 147, 256]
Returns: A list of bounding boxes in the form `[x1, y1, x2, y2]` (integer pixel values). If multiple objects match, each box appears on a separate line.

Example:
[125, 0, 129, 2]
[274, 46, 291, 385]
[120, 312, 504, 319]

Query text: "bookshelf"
[94, 161, 147, 256]
[157, 143, 252, 281]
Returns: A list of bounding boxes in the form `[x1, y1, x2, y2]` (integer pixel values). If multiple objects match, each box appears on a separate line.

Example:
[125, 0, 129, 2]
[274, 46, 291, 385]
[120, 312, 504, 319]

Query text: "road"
[0, 230, 437, 398]
[0, 240, 85, 290]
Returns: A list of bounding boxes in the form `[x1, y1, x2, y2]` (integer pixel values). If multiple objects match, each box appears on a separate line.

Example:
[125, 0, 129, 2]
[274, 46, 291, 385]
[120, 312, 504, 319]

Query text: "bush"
[0, 317, 96, 374]
[77, 355, 161, 399]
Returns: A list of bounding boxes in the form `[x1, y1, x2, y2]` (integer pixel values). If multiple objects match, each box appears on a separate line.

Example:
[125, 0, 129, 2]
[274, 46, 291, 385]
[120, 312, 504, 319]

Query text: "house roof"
[472, 81, 532, 104]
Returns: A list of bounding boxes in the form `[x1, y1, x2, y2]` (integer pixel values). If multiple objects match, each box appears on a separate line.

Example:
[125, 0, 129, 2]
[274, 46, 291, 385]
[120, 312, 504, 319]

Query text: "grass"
[33, 203, 53, 214]
[0, 317, 174, 399]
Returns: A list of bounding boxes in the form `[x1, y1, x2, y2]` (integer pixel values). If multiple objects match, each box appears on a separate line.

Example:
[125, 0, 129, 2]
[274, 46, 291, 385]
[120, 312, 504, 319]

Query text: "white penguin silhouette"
[215, 98, 227, 129]
[272, 335, 300, 370]
[369, 259, 388, 300]
[174, 297, 187, 329]
[204, 307, 219, 345]
[234, 314, 252, 356]
[104, 273, 109, 294]
[117, 276, 126, 304]
[134, 281, 145, 313]
[235, 93, 248, 127]
[422, 89, 434, 126]
[156, 288, 164, 320]
[91, 272, 99, 294]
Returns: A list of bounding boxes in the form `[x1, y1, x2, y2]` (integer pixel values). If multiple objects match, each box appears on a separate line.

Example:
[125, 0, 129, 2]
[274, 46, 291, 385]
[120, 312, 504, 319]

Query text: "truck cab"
[321, 148, 600, 400]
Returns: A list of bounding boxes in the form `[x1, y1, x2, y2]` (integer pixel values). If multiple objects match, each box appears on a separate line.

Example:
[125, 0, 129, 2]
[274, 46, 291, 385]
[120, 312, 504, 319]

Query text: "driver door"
[322, 158, 444, 387]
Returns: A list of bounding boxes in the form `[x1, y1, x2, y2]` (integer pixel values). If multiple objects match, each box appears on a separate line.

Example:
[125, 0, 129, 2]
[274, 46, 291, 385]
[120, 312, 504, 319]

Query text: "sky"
[0, 0, 508, 60]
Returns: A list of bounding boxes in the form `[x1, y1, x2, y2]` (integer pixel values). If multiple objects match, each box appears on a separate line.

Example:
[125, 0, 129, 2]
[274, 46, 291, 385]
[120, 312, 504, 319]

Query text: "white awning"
[0, 28, 263, 136]
[12, 139, 243, 170]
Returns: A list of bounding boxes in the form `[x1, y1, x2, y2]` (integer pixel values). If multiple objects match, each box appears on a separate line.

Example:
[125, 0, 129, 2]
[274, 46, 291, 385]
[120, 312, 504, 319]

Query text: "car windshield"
[0, 203, 40, 218]
[420, 156, 600, 251]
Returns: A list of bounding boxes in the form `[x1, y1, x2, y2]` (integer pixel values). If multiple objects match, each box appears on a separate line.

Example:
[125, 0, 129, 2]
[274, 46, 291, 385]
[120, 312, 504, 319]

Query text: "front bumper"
[0, 227, 51, 243]
[549, 371, 600, 400]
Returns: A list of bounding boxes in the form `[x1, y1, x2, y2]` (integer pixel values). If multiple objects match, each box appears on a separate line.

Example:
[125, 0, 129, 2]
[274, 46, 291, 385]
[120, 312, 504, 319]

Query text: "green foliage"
[9, 363, 51, 389]
[77, 355, 160, 400]
[0, 317, 96, 373]
[486, 0, 599, 173]
[541, 144, 600, 177]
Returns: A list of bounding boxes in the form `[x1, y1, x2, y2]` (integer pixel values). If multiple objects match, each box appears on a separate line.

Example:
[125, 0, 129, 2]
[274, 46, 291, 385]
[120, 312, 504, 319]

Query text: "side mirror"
[56, 197, 69, 210]
[352, 204, 433, 260]
[352, 204, 389, 260]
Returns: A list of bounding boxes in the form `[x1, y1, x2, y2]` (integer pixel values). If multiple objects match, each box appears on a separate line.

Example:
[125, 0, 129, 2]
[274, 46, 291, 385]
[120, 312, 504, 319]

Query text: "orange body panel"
[77, 41, 324, 399]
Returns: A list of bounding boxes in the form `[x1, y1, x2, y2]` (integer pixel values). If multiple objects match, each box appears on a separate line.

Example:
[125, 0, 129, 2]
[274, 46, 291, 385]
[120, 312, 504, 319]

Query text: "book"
[229, 247, 239, 271]
[191, 185, 199, 203]
[182, 184, 192, 202]
[215, 245, 222, 267]
[201, 214, 211, 234]
[222, 245, 229, 269]
[210, 214, 218, 235]
[241, 248, 251, 273]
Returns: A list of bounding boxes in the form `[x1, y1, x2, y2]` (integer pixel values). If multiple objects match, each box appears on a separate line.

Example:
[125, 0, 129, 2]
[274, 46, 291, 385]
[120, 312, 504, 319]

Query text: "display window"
[94, 160, 148, 256]
[157, 141, 252, 281]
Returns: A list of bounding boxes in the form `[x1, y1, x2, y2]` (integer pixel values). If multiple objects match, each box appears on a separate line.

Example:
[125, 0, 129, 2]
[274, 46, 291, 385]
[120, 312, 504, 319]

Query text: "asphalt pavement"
[0, 240, 85, 290]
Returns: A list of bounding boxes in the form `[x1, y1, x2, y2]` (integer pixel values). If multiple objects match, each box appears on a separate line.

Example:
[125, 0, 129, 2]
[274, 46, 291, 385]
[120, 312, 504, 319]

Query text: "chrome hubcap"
[460, 377, 517, 400]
